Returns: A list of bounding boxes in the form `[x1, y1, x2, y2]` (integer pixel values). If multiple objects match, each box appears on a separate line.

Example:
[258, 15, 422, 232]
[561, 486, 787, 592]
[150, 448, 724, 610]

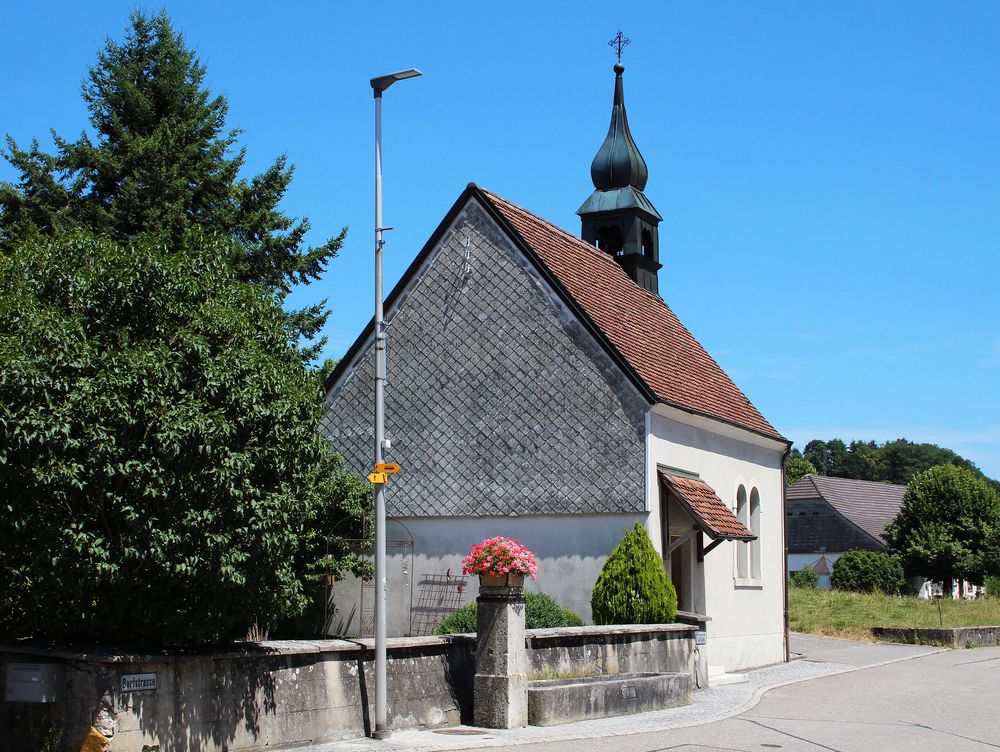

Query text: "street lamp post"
[370, 67, 421, 741]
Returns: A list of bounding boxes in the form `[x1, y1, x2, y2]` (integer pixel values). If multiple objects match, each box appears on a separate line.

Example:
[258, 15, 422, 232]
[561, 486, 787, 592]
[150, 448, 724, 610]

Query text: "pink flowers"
[461, 536, 538, 579]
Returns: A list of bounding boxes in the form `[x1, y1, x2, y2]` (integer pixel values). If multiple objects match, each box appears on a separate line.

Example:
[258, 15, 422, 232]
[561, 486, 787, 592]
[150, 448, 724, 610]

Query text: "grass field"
[788, 585, 1000, 641]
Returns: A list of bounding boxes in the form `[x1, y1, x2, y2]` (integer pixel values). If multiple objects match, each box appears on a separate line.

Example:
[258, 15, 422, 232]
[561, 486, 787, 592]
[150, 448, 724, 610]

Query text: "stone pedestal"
[473, 587, 528, 728]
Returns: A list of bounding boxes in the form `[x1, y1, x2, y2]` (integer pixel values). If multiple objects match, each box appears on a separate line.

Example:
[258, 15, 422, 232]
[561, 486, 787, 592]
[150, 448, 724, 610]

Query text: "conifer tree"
[591, 522, 677, 625]
[0, 11, 341, 358]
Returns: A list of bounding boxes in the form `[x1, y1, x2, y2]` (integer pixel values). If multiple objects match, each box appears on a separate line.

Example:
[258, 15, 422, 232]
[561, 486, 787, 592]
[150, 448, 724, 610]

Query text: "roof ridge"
[476, 185, 617, 266]
[813, 474, 907, 491]
[476, 185, 781, 439]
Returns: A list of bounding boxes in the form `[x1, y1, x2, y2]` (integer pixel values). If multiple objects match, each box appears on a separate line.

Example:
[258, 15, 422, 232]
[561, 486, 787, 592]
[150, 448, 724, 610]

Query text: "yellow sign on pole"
[367, 472, 388, 484]
[375, 463, 401, 474]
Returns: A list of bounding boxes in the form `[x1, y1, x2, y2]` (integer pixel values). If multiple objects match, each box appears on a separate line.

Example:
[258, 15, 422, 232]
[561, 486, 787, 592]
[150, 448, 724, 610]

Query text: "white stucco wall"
[646, 404, 787, 672]
[331, 513, 647, 638]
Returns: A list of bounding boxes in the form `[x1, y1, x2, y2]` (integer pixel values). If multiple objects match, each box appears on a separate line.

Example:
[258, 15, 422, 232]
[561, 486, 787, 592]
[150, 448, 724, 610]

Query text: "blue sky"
[2, 2, 998, 477]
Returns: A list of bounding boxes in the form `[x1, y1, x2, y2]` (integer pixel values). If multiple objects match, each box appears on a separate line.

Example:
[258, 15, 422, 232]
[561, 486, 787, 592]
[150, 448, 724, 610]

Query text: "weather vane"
[609, 30, 631, 62]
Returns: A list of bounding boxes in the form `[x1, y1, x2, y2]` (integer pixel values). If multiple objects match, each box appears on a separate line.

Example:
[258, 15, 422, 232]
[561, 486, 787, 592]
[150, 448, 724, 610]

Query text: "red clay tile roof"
[477, 187, 784, 442]
[659, 473, 755, 540]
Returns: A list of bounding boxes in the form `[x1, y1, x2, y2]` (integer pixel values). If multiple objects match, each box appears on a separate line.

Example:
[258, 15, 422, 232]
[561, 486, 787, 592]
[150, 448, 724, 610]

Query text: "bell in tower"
[577, 44, 663, 295]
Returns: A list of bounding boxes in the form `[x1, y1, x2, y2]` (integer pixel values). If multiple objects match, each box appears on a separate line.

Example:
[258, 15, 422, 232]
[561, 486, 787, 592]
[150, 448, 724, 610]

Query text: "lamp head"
[371, 68, 423, 95]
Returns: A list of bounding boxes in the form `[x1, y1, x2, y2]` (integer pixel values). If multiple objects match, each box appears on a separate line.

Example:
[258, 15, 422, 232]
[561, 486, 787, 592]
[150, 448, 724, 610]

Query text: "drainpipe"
[780, 443, 792, 662]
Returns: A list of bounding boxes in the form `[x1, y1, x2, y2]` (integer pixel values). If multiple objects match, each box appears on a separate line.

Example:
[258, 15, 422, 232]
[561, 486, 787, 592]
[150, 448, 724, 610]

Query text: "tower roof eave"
[576, 186, 662, 221]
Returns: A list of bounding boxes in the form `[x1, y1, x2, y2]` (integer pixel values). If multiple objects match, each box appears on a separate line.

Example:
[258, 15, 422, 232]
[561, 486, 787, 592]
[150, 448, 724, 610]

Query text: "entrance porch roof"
[659, 473, 755, 542]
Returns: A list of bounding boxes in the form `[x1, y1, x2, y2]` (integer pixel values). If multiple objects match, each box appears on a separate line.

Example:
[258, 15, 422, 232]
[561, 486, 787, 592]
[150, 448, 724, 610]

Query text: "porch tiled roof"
[659, 473, 755, 541]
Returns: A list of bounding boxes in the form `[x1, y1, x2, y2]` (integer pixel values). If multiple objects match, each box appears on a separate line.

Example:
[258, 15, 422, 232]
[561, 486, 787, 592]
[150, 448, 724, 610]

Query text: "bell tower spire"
[577, 33, 663, 295]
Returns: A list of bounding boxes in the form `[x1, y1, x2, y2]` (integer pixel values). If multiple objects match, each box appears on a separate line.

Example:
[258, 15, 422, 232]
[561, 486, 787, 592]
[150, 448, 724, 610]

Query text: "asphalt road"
[498, 639, 1000, 752]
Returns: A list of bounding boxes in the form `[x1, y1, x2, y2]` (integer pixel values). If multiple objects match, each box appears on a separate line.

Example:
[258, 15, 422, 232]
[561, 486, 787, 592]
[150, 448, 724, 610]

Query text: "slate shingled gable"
[321, 199, 648, 517]
[325, 184, 785, 445]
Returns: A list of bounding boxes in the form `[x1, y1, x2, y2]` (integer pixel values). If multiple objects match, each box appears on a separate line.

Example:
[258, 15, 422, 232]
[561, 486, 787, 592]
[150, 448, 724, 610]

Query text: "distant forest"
[787, 438, 999, 490]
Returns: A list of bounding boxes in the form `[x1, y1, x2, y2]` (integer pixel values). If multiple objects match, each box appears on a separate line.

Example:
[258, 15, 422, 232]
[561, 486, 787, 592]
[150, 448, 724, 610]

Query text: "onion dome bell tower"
[577, 61, 663, 295]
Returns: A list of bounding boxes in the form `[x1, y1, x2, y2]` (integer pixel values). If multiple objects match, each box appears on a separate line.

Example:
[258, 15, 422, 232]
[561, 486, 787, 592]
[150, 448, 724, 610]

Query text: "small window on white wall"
[735, 485, 748, 579]
[750, 487, 761, 581]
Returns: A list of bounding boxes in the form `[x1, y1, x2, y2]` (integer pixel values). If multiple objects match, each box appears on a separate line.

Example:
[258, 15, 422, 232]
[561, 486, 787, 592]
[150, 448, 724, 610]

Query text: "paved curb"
[301, 643, 947, 752]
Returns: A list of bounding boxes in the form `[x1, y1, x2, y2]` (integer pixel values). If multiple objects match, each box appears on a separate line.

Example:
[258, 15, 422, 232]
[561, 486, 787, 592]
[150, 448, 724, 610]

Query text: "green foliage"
[790, 568, 820, 589]
[984, 575, 1000, 599]
[436, 592, 584, 635]
[884, 465, 1000, 586]
[831, 550, 905, 594]
[0, 230, 367, 646]
[785, 449, 817, 486]
[800, 437, 993, 488]
[591, 522, 677, 625]
[0, 11, 343, 357]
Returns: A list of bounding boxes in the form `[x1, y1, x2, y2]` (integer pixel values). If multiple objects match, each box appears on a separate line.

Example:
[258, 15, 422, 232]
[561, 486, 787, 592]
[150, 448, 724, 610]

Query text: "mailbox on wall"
[5, 663, 64, 703]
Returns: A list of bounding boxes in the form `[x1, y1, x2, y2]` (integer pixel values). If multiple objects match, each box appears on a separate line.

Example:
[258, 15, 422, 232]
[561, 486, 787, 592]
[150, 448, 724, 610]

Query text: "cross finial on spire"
[608, 30, 631, 62]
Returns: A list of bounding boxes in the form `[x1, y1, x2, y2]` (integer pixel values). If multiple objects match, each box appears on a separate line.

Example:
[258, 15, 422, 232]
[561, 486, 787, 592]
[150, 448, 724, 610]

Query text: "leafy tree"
[879, 438, 979, 486]
[786, 449, 817, 486]
[883, 465, 1000, 588]
[840, 440, 884, 481]
[797, 437, 995, 490]
[830, 550, 904, 594]
[591, 522, 677, 625]
[803, 440, 829, 475]
[825, 439, 849, 477]
[0, 227, 366, 646]
[0, 11, 342, 358]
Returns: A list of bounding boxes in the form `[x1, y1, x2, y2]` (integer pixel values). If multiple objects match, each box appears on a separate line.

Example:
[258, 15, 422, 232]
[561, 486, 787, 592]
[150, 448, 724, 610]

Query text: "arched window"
[735, 485, 748, 580]
[597, 225, 623, 256]
[750, 487, 761, 580]
[641, 228, 654, 258]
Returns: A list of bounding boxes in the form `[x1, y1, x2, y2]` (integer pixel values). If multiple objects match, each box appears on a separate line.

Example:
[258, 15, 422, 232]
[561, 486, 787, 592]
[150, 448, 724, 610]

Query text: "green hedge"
[436, 592, 583, 634]
[790, 568, 820, 589]
[831, 550, 905, 594]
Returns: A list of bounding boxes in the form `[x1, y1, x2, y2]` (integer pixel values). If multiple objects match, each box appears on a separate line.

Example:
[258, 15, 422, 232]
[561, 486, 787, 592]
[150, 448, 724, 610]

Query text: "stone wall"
[1, 625, 695, 751]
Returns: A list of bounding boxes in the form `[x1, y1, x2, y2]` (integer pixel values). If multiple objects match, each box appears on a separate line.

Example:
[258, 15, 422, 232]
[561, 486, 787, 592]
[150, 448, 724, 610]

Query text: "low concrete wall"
[1, 624, 696, 751]
[528, 672, 691, 726]
[872, 625, 1000, 648]
[525, 624, 697, 679]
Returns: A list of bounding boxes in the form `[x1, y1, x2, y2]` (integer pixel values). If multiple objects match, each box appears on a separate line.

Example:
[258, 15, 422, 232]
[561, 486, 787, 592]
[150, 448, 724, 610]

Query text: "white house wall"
[646, 405, 786, 672]
[331, 514, 647, 637]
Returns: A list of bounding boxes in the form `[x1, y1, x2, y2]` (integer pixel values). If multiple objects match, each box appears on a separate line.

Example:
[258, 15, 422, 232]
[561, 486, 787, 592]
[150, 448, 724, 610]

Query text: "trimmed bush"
[831, 550, 905, 594]
[591, 522, 677, 625]
[436, 592, 584, 635]
[790, 568, 820, 589]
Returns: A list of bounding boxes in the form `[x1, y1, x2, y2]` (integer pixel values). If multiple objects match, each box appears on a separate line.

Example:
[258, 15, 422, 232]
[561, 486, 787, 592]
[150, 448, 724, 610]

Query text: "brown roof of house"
[787, 474, 905, 543]
[477, 187, 784, 442]
[659, 473, 755, 540]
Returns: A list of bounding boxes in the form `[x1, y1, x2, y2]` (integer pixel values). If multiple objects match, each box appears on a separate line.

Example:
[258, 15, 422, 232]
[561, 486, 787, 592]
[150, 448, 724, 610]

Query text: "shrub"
[437, 602, 478, 634]
[984, 575, 1000, 599]
[831, 550, 905, 594]
[436, 592, 583, 634]
[591, 522, 677, 625]
[525, 592, 585, 629]
[790, 568, 820, 589]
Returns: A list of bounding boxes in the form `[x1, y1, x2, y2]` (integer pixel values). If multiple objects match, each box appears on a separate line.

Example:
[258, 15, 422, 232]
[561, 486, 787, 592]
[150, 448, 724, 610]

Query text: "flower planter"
[479, 572, 525, 590]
